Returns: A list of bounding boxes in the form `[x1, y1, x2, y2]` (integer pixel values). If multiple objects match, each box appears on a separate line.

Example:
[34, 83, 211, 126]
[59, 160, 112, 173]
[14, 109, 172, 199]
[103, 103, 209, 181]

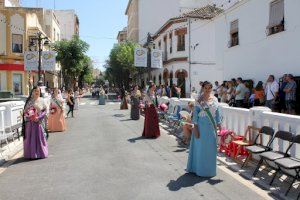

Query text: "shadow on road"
[127, 136, 154, 143]
[120, 119, 132, 122]
[8, 157, 38, 166]
[167, 173, 223, 191]
[113, 114, 125, 118]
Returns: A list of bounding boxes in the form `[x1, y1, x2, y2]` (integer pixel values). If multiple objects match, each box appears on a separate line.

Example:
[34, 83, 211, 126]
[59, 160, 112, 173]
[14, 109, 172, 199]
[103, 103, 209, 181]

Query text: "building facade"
[0, 5, 63, 95]
[146, 5, 223, 97]
[214, 0, 300, 82]
[54, 10, 79, 40]
[117, 27, 127, 44]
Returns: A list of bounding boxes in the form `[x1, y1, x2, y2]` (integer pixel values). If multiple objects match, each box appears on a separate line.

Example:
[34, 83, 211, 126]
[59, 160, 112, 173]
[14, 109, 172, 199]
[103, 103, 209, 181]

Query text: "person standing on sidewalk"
[187, 81, 222, 177]
[265, 75, 279, 111]
[22, 86, 48, 159]
[284, 74, 297, 115]
[67, 89, 75, 118]
[48, 88, 67, 132]
[235, 77, 247, 108]
[142, 83, 160, 138]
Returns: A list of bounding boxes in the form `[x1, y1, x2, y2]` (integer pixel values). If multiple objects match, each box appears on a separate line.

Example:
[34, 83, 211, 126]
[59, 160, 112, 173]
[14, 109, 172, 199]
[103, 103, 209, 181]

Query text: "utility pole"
[188, 17, 192, 97]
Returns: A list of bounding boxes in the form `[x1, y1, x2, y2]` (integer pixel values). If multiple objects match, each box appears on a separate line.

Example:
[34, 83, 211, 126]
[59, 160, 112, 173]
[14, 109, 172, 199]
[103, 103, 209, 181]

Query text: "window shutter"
[230, 20, 238, 34]
[268, 0, 284, 28]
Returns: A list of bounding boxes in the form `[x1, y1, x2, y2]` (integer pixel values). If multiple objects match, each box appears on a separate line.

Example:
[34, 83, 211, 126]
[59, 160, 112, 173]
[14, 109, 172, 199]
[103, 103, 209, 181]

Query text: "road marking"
[79, 102, 87, 105]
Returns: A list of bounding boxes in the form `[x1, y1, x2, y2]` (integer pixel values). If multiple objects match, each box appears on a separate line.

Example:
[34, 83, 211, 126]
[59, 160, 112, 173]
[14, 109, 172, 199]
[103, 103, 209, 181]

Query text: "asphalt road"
[0, 97, 273, 200]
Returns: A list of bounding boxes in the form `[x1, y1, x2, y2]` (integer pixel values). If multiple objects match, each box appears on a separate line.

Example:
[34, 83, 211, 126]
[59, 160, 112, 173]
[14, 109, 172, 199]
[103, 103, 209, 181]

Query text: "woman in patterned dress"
[142, 83, 160, 138]
[48, 88, 66, 132]
[22, 86, 48, 159]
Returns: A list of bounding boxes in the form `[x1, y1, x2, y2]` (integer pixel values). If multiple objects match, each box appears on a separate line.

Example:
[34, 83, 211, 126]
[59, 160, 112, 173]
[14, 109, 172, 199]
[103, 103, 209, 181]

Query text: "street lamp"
[145, 33, 154, 84]
[29, 32, 50, 86]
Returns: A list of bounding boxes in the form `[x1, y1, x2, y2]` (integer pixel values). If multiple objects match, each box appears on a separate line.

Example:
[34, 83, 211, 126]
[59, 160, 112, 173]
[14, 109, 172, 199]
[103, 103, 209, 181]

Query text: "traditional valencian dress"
[142, 91, 160, 138]
[23, 98, 48, 159]
[187, 97, 221, 177]
[48, 97, 66, 132]
[130, 90, 141, 120]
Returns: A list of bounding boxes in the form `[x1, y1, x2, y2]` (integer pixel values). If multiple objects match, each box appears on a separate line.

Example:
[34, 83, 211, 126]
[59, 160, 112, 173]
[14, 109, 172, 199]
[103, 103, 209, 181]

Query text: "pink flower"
[25, 107, 38, 121]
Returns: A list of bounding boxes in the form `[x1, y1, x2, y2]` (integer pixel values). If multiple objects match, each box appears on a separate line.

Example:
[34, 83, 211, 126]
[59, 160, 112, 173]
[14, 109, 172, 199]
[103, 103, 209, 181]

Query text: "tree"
[105, 41, 139, 89]
[78, 55, 94, 88]
[52, 35, 89, 89]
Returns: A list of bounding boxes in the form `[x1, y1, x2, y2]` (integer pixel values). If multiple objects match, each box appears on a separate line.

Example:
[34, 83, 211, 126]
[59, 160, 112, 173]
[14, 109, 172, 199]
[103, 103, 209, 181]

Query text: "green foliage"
[52, 35, 91, 88]
[105, 41, 139, 89]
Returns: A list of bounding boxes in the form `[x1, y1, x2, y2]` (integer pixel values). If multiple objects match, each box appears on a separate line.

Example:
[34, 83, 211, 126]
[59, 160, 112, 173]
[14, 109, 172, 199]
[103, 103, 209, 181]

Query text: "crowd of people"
[22, 86, 84, 160]
[195, 74, 298, 115]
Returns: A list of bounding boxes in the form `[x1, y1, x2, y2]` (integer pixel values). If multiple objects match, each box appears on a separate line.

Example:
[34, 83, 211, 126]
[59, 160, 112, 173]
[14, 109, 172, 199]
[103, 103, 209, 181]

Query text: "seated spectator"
[284, 74, 297, 115]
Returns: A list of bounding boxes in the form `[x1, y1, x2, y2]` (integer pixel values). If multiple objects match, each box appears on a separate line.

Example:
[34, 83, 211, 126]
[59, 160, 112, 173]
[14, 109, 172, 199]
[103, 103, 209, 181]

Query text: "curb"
[0, 139, 23, 168]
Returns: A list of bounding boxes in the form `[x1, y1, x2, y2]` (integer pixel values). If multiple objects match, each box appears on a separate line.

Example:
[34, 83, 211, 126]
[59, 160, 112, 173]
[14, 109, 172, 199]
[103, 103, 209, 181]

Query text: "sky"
[21, 0, 128, 71]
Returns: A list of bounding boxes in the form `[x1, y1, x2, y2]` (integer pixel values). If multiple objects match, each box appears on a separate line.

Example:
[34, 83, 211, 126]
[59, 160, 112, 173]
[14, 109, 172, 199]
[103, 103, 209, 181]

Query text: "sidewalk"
[0, 138, 23, 166]
[159, 120, 299, 200]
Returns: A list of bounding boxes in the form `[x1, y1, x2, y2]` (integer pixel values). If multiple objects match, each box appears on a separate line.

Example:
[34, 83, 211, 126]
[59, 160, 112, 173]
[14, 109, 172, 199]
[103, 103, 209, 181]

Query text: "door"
[13, 73, 22, 95]
[177, 72, 186, 98]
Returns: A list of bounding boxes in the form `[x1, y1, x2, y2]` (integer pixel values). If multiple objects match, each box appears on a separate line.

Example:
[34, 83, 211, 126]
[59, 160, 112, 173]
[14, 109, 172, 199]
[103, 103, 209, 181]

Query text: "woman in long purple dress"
[22, 86, 48, 159]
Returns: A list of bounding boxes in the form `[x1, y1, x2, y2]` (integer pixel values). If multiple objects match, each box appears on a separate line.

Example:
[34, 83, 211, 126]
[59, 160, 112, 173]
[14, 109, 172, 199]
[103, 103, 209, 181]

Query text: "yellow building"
[0, 3, 62, 96]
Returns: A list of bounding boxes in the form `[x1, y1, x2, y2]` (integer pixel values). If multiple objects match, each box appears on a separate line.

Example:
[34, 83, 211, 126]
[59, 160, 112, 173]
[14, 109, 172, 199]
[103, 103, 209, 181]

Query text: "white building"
[148, 5, 223, 97]
[3, 0, 20, 7]
[214, 0, 300, 83]
[54, 10, 79, 40]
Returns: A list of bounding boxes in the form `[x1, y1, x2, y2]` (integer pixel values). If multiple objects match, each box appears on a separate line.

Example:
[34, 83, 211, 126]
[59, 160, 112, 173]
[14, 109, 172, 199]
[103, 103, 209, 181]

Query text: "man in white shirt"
[265, 75, 279, 111]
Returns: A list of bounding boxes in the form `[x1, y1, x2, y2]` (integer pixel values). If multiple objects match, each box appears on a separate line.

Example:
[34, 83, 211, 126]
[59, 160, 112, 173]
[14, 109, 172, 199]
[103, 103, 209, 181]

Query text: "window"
[158, 40, 161, 50]
[177, 35, 185, 51]
[164, 36, 167, 60]
[175, 28, 187, 51]
[12, 34, 23, 53]
[53, 28, 56, 40]
[229, 20, 239, 47]
[268, 0, 284, 35]
[169, 33, 173, 54]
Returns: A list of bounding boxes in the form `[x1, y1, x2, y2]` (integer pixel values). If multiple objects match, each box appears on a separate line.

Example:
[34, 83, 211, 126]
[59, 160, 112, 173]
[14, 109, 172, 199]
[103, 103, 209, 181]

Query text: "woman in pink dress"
[48, 88, 66, 132]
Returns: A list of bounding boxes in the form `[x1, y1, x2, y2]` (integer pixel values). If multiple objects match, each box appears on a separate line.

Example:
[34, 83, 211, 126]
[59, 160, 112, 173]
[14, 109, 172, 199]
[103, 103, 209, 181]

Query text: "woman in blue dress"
[187, 81, 222, 177]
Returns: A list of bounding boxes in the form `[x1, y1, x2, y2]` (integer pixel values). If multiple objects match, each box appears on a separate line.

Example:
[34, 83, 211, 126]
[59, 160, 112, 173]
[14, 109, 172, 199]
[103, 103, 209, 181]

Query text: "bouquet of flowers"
[50, 106, 57, 115]
[25, 106, 38, 122]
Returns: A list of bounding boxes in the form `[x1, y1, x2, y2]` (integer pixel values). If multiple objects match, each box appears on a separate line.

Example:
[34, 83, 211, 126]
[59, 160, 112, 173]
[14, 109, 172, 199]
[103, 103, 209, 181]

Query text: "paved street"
[0, 97, 273, 200]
